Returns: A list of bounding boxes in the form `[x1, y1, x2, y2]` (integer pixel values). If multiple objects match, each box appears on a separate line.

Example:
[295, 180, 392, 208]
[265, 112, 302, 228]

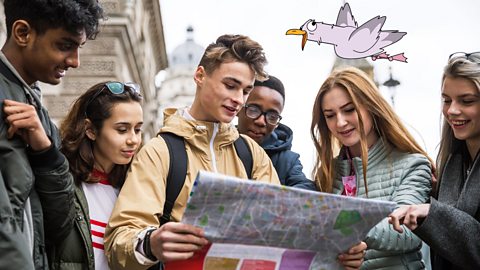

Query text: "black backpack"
[158, 132, 253, 225]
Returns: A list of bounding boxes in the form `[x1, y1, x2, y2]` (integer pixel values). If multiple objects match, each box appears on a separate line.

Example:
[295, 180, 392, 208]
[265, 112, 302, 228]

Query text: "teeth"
[452, 120, 467, 125]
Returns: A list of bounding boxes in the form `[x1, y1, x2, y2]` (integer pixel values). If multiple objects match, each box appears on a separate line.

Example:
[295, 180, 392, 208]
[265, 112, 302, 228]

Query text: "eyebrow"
[114, 121, 144, 126]
[224, 77, 254, 90]
[442, 93, 479, 98]
[248, 103, 281, 114]
[323, 102, 353, 112]
[61, 37, 82, 47]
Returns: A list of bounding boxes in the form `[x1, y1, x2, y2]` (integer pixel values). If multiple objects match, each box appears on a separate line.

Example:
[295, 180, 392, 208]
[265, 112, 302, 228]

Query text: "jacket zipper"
[209, 123, 218, 172]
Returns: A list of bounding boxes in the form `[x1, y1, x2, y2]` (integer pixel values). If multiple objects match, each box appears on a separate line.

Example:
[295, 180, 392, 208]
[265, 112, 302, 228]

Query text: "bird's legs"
[371, 52, 407, 62]
[372, 53, 389, 61]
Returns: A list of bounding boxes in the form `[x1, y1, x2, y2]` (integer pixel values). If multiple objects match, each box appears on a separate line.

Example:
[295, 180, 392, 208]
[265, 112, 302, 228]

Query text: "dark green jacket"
[0, 59, 76, 270]
[48, 186, 94, 270]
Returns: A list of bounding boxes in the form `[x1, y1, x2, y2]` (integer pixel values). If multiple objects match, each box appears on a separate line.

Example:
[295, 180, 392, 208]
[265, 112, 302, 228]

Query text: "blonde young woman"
[311, 67, 433, 269]
[390, 52, 480, 269]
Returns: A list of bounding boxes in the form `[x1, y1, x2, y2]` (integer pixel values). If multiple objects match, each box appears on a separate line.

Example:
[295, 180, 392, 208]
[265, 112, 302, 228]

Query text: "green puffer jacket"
[333, 139, 432, 270]
[0, 57, 76, 269]
[47, 186, 94, 270]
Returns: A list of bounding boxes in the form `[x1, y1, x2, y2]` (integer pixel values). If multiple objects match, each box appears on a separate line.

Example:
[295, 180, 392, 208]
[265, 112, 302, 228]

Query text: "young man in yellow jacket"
[104, 34, 280, 269]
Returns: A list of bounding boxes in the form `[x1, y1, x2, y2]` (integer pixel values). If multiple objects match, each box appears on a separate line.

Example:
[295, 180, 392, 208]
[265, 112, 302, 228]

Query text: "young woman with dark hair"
[49, 81, 143, 270]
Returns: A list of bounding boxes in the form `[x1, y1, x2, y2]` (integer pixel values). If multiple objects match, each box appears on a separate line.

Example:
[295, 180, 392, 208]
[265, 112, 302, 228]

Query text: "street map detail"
[178, 171, 396, 270]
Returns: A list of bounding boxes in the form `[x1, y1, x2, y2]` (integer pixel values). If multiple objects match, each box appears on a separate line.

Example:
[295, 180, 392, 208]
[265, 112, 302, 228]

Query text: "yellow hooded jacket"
[104, 108, 280, 269]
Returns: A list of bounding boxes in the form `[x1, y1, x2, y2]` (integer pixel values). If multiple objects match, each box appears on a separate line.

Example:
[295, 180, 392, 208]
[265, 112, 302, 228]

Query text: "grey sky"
[159, 0, 480, 175]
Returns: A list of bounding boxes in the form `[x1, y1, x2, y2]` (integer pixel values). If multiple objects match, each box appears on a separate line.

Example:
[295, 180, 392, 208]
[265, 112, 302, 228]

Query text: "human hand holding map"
[175, 171, 395, 270]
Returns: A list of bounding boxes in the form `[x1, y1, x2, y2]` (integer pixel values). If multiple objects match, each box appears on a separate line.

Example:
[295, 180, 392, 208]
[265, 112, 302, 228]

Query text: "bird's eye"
[307, 20, 317, 32]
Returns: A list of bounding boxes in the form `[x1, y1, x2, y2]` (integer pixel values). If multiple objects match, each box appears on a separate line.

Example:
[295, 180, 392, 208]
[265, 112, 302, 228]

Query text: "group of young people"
[0, 1, 478, 270]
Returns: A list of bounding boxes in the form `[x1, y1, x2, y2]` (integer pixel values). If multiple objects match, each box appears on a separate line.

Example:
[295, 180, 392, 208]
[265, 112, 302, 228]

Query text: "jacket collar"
[440, 144, 480, 216]
[160, 107, 239, 148]
[336, 138, 391, 174]
[261, 123, 293, 153]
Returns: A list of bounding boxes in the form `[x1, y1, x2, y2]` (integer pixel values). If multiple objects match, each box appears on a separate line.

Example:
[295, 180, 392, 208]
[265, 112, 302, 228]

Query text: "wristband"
[143, 229, 158, 261]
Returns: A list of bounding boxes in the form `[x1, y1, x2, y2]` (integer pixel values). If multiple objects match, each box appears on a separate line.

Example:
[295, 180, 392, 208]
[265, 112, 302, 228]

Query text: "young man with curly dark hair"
[0, 0, 104, 269]
[104, 34, 280, 269]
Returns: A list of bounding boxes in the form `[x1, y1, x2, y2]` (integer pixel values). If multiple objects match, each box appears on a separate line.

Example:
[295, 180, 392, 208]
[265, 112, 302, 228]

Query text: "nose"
[336, 113, 348, 128]
[231, 90, 245, 107]
[254, 113, 267, 127]
[447, 101, 461, 115]
[66, 49, 80, 68]
[127, 131, 141, 146]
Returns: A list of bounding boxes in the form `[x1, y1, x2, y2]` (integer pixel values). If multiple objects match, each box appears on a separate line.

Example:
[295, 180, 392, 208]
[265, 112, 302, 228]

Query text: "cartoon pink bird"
[286, 3, 407, 62]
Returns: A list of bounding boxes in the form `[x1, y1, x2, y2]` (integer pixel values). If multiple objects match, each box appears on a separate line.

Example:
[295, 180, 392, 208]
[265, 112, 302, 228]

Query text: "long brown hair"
[60, 81, 142, 188]
[310, 67, 434, 193]
[437, 53, 480, 186]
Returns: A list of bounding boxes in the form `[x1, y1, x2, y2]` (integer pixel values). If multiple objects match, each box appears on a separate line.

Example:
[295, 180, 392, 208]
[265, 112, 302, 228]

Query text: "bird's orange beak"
[286, 29, 307, 50]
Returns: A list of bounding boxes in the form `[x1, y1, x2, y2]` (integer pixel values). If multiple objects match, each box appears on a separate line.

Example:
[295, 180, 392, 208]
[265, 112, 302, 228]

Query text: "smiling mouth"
[56, 68, 66, 76]
[451, 120, 469, 126]
[338, 128, 354, 135]
[224, 105, 238, 112]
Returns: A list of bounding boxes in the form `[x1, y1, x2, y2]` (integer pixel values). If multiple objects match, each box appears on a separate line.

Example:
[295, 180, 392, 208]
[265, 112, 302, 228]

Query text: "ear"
[84, 119, 96, 141]
[194, 66, 206, 85]
[11, 20, 34, 47]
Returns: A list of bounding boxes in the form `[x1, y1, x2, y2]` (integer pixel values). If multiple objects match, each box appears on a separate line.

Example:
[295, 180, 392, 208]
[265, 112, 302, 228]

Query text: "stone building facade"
[0, 0, 168, 140]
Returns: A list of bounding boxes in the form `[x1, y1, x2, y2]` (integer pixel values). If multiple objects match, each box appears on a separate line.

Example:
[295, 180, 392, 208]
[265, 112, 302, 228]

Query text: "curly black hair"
[4, 0, 105, 39]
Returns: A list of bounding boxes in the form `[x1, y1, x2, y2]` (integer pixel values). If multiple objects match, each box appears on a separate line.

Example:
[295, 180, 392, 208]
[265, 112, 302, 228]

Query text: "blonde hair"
[310, 67, 434, 194]
[437, 53, 480, 184]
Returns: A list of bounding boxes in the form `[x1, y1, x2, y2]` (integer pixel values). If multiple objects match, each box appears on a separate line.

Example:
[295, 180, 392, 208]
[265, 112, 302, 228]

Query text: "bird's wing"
[378, 30, 407, 45]
[336, 3, 358, 27]
[348, 16, 386, 53]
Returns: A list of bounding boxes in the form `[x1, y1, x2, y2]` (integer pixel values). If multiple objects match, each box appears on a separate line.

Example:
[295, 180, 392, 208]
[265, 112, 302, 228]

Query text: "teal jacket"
[333, 139, 432, 270]
[47, 186, 95, 270]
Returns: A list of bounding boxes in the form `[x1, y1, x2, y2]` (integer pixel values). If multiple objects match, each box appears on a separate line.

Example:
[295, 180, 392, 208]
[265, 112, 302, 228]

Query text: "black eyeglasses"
[85, 82, 141, 117]
[244, 104, 282, 125]
[448, 52, 480, 60]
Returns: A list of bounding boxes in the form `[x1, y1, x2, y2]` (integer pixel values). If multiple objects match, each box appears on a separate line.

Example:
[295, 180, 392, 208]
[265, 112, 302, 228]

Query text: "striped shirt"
[82, 170, 119, 270]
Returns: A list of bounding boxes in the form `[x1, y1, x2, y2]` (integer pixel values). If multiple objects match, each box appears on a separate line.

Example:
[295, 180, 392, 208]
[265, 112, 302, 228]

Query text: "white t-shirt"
[82, 170, 119, 270]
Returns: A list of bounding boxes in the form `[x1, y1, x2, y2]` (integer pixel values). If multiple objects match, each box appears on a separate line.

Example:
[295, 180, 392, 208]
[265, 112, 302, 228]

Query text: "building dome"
[169, 26, 204, 69]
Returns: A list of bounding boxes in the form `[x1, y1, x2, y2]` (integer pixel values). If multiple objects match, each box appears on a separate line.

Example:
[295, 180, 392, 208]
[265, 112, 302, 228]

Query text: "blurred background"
[1, 0, 477, 177]
[157, 0, 480, 176]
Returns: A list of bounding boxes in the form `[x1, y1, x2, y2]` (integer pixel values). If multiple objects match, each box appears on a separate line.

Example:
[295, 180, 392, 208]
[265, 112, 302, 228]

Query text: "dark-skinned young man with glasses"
[237, 75, 316, 190]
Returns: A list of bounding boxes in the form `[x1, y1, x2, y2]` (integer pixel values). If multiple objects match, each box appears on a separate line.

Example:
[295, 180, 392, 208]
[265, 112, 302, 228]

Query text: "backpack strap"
[159, 132, 187, 226]
[159, 133, 252, 226]
[234, 135, 253, 180]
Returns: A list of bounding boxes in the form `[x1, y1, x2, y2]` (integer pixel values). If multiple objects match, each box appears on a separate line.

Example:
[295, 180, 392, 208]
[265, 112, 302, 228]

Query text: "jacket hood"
[260, 123, 293, 154]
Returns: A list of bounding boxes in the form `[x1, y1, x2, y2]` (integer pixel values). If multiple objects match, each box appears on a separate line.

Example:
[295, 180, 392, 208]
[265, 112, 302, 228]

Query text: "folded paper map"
[175, 171, 396, 270]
